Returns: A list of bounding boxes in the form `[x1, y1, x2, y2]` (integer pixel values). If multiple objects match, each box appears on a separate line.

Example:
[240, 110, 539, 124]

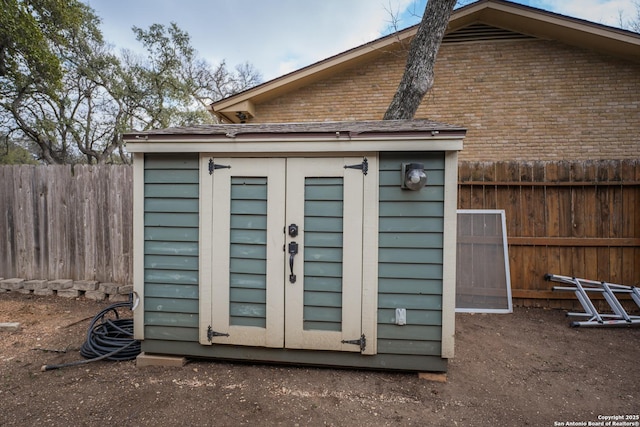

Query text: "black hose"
[42, 300, 141, 371]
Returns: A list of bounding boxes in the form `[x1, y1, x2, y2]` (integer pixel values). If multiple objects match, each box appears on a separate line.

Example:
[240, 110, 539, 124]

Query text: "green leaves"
[1, 5, 261, 164]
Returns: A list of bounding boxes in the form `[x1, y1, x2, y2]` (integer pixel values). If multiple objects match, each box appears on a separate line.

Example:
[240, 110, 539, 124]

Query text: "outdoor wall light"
[401, 163, 427, 191]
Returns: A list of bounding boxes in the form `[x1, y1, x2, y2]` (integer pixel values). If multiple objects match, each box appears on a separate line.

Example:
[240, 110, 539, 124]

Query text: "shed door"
[200, 156, 378, 354]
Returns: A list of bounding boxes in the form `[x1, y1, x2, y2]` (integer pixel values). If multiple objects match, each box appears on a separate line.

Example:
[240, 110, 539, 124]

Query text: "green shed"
[123, 119, 465, 372]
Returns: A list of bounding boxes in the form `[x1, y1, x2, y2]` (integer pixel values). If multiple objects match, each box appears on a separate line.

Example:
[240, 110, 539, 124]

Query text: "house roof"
[210, 0, 640, 123]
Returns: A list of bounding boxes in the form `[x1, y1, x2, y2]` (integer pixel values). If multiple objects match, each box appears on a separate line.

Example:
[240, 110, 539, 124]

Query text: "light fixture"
[236, 112, 248, 123]
[401, 163, 427, 191]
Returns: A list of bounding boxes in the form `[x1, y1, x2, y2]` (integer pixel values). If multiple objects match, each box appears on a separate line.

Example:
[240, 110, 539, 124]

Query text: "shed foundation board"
[418, 372, 447, 383]
[141, 341, 448, 372]
[136, 352, 187, 367]
[0, 322, 21, 332]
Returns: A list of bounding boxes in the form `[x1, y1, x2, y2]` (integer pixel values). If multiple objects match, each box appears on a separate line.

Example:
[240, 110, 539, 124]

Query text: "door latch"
[288, 241, 298, 283]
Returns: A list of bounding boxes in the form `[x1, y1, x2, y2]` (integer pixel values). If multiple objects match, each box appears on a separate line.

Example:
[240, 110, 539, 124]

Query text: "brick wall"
[252, 39, 640, 161]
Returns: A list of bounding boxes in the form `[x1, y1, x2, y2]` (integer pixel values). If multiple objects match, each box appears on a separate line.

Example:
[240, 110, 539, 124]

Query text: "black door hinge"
[207, 325, 230, 341]
[209, 159, 231, 174]
[341, 334, 366, 352]
[344, 158, 368, 175]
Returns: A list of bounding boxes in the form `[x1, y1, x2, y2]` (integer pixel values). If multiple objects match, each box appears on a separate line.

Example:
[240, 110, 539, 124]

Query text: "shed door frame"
[198, 154, 378, 355]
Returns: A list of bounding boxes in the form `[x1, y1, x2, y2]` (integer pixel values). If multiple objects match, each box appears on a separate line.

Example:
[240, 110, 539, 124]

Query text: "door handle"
[288, 241, 298, 283]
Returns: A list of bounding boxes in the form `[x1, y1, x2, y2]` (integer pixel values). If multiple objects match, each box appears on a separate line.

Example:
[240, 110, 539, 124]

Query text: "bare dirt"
[0, 292, 638, 427]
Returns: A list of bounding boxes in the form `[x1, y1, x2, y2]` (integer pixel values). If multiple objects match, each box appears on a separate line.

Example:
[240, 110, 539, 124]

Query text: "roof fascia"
[470, 0, 640, 60]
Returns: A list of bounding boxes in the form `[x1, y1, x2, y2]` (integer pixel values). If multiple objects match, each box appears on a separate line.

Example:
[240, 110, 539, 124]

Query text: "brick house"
[209, 0, 640, 306]
[210, 0, 640, 162]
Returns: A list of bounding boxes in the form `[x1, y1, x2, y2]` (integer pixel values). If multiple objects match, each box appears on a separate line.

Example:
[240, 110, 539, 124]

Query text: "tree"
[383, 0, 457, 120]
[1, 3, 262, 164]
[629, 1, 640, 32]
[0, 0, 96, 92]
[0, 134, 38, 164]
[0, 0, 108, 163]
[120, 23, 262, 131]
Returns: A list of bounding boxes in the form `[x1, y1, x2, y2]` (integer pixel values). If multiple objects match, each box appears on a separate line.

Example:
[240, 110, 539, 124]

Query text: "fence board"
[458, 159, 640, 309]
[0, 165, 132, 283]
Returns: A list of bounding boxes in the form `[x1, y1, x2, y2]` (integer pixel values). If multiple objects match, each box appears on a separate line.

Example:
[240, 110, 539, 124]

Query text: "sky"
[82, 0, 638, 82]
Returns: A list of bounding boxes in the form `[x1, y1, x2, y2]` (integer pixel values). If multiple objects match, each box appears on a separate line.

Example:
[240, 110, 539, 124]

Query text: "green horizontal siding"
[377, 325, 442, 341]
[145, 213, 199, 228]
[145, 198, 199, 213]
[145, 312, 198, 328]
[145, 283, 198, 299]
[145, 241, 199, 256]
[379, 293, 443, 310]
[230, 229, 266, 245]
[378, 278, 442, 295]
[379, 248, 443, 264]
[145, 227, 198, 242]
[379, 263, 443, 280]
[144, 154, 199, 341]
[378, 308, 442, 326]
[377, 152, 445, 358]
[378, 232, 442, 248]
[144, 169, 199, 184]
[379, 217, 443, 232]
[229, 176, 267, 328]
[144, 255, 198, 271]
[230, 273, 267, 288]
[145, 269, 198, 285]
[145, 183, 199, 198]
[144, 326, 199, 342]
[377, 339, 441, 355]
[304, 177, 343, 332]
[145, 297, 198, 313]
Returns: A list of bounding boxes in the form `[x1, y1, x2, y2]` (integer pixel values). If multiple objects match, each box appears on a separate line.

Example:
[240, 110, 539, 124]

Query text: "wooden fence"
[458, 159, 640, 309]
[0, 165, 132, 284]
[1, 160, 638, 308]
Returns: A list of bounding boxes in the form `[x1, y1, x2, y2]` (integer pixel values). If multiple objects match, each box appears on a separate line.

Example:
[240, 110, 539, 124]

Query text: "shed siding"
[140, 151, 450, 370]
[303, 177, 344, 332]
[377, 152, 445, 357]
[229, 176, 268, 328]
[143, 154, 200, 341]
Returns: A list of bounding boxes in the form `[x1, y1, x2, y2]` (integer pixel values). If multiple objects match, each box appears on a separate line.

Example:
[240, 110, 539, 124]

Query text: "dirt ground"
[0, 292, 638, 427]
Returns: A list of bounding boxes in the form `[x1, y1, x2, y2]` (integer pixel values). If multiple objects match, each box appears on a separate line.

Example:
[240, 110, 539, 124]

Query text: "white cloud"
[537, 0, 636, 27]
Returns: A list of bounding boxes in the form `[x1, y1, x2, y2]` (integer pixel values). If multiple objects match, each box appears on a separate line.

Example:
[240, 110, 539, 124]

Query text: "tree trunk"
[383, 0, 456, 120]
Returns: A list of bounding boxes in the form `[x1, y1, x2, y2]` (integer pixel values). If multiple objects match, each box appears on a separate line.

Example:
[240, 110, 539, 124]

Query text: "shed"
[123, 119, 465, 372]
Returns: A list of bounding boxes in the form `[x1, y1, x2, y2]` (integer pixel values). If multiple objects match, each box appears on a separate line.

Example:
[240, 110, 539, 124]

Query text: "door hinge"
[209, 158, 231, 175]
[344, 158, 368, 175]
[207, 325, 230, 341]
[341, 334, 366, 352]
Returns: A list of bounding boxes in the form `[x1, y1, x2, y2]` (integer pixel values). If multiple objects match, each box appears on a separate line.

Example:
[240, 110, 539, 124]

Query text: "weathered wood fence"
[458, 159, 640, 308]
[1, 160, 638, 307]
[0, 165, 132, 284]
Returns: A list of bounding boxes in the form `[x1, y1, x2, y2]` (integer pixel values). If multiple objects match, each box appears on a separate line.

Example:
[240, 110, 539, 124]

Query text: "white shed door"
[199, 156, 378, 354]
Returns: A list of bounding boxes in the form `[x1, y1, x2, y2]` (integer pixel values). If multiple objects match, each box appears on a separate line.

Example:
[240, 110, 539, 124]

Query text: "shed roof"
[123, 119, 465, 140]
[123, 119, 466, 154]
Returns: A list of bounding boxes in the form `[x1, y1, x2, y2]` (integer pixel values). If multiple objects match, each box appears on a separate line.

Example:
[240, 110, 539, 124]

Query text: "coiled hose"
[42, 300, 141, 371]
